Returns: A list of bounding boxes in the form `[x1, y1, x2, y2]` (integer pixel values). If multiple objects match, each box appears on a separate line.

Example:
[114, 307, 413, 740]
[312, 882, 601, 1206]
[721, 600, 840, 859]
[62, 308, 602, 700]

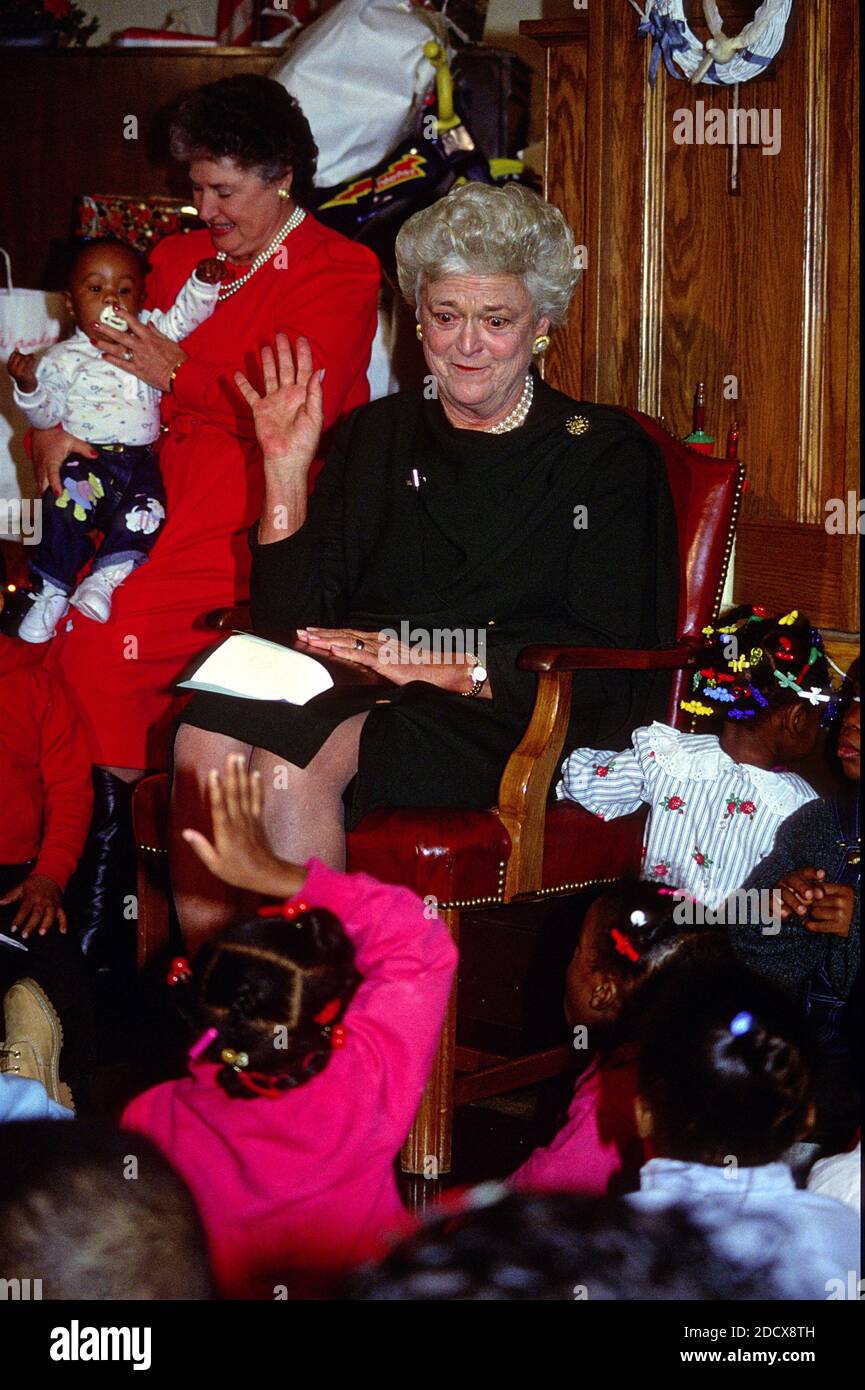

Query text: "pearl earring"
[415, 323, 424, 341]
[532, 334, 551, 356]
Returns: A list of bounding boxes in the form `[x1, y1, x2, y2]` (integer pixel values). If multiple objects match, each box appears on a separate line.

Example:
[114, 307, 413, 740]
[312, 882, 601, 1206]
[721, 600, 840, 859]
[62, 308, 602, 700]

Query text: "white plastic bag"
[0, 249, 69, 505]
[272, 0, 436, 186]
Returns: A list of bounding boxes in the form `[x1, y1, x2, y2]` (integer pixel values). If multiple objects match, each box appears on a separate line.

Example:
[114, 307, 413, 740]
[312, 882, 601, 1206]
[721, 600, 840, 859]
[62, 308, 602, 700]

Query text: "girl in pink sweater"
[510, 882, 730, 1197]
[122, 757, 457, 1299]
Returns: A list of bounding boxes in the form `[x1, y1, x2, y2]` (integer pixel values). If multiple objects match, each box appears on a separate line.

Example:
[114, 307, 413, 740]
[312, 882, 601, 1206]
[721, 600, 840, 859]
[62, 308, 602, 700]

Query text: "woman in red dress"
[29, 76, 379, 960]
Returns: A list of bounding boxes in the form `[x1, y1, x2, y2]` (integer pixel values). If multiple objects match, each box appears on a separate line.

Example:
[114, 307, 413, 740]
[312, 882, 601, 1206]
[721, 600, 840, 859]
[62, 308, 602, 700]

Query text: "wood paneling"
[524, 3, 859, 636]
[0, 49, 276, 291]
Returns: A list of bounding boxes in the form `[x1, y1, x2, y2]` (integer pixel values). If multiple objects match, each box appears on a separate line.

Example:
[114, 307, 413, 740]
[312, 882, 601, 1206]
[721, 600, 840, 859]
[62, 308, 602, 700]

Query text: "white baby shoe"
[70, 559, 136, 623]
[17, 581, 70, 643]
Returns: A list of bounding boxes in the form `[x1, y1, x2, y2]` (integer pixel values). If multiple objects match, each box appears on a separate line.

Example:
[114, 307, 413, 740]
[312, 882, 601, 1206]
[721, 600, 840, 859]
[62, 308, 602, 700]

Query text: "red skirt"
[44, 417, 262, 769]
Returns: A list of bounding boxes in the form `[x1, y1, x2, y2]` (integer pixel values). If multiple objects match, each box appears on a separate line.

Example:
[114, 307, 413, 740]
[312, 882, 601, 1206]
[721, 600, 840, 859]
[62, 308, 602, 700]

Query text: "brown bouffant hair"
[685, 605, 830, 724]
[169, 75, 319, 203]
[190, 909, 361, 1100]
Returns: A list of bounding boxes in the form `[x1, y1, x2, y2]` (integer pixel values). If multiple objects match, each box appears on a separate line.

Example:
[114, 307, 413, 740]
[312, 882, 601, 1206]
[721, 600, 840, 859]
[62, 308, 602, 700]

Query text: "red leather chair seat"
[539, 800, 648, 893]
[346, 800, 648, 906]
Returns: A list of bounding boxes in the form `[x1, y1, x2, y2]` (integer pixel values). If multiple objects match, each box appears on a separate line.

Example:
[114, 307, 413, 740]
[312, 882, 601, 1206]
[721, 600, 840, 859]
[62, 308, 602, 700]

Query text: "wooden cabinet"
[523, 3, 859, 640]
[0, 48, 276, 291]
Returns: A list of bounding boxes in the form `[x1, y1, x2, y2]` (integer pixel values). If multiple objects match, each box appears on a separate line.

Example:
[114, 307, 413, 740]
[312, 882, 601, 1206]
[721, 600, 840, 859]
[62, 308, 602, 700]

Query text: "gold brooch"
[566, 415, 590, 436]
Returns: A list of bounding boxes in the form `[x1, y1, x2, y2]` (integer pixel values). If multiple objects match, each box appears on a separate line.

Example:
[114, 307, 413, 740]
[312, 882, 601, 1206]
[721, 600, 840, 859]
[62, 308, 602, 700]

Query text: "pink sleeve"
[291, 859, 458, 1144]
[509, 1056, 643, 1197]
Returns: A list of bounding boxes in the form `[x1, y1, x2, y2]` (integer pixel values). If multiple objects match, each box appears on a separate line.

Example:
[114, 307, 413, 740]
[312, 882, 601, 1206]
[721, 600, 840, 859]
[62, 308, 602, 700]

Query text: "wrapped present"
[76, 194, 203, 255]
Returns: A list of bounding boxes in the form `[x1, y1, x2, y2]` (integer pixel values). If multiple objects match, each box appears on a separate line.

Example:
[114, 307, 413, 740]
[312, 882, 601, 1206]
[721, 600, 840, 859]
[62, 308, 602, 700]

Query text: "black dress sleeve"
[248, 418, 352, 640]
[485, 428, 679, 747]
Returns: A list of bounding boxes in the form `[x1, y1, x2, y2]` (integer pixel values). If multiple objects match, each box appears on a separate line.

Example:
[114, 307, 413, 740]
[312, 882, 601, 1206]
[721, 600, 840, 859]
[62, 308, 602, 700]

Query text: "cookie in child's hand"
[195, 257, 227, 285]
[99, 304, 128, 332]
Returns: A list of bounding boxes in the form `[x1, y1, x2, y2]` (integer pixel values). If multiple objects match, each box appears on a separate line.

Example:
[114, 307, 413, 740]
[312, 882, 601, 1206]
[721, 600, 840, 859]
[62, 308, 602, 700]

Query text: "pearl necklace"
[484, 372, 534, 434]
[215, 207, 306, 300]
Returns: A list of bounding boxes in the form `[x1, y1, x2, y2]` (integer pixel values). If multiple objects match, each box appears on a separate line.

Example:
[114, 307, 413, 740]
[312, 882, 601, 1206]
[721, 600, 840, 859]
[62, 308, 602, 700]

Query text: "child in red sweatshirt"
[0, 633, 93, 1103]
[122, 756, 457, 1298]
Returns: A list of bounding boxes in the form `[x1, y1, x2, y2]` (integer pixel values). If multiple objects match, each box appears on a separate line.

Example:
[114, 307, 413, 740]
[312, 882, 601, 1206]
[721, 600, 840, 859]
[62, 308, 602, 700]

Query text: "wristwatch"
[462, 657, 488, 698]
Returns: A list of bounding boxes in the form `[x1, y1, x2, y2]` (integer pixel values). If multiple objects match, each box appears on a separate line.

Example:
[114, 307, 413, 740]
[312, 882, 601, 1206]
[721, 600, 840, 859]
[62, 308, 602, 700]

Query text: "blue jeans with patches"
[30, 445, 166, 595]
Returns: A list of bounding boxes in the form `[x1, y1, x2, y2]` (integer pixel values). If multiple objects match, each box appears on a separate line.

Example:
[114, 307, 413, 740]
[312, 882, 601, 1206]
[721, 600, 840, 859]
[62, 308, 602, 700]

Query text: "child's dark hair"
[682, 605, 831, 724]
[586, 881, 729, 987]
[344, 1190, 770, 1301]
[0, 1121, 213, 1300]
[190, 907, 361, 1100]
[69, 236, 147, 282]
[636, 964, 816, 1166]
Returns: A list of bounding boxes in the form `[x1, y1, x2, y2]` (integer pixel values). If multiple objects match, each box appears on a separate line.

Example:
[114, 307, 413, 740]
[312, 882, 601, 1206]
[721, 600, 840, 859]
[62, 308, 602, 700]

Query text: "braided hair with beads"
[188, 906, 361, 1100]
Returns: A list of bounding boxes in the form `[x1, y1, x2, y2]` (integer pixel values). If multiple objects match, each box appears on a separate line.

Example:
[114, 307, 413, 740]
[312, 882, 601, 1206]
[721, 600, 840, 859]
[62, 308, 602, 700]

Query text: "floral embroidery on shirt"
[724, 797, 757, 820]
[692, 847, 714, 869]
[649, 863, 670, 878]
[663, 795, 686, 813]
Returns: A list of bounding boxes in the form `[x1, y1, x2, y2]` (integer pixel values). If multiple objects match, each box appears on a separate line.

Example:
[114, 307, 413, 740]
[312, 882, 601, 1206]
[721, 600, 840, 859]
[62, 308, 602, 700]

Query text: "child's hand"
[0, 873, 66, 938]
[775, 867, 826, 920]
[182, 754, 306, 900]
[803, 883, 856, 937]
[7, 349, 39, 393]
[195, 257, 226, 284]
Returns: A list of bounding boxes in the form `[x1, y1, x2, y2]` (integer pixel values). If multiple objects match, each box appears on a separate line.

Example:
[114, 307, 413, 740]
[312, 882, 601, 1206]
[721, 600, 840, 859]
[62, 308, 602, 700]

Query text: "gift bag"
[0, 248, 70, 507]
[272, 0, 437, 186]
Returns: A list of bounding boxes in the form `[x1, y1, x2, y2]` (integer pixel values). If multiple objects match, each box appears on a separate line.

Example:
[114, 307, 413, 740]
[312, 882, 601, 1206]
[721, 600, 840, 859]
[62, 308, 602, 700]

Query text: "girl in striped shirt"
[558, 609, 833, 909]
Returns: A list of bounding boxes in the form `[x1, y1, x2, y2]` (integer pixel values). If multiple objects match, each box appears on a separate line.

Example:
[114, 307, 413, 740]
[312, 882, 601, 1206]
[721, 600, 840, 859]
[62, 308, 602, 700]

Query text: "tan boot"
[0, 978, 74, 1111]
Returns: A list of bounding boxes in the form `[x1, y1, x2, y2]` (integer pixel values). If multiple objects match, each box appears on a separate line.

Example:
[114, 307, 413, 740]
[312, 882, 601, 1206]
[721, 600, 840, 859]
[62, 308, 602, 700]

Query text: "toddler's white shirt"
[558, 721, 818, 908]
[12, 271, 218, 446]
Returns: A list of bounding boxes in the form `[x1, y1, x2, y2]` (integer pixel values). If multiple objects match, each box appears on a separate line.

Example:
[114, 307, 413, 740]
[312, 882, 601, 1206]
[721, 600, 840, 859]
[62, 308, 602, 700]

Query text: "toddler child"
[627, 963, 860, 1300]
[6, 237, 223, 642]
[510, 881, 729, 1197]
[557, 608, 830, 909]
[122, 755, 457, 1299]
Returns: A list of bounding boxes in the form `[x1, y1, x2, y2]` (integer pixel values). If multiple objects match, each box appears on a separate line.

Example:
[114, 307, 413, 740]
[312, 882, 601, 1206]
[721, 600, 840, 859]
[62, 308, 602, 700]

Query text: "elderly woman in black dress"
[173, 183, 679, 949]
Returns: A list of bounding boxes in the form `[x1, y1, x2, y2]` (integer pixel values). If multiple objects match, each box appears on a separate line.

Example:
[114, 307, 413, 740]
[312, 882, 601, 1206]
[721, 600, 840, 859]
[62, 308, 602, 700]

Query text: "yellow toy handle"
[423, 39, 460, 133]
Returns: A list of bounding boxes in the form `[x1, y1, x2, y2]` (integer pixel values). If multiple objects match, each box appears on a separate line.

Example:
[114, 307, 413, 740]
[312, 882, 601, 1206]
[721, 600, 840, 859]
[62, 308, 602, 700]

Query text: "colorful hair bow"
[727, 708, 755, 719]
[680, 699, 714, 717]
[797, 686, 831, 706]
[704, 686, 734, 702]
[773, 670, 801, 691]
[749, 687, 769, 708]
[778, 610, 799, 626]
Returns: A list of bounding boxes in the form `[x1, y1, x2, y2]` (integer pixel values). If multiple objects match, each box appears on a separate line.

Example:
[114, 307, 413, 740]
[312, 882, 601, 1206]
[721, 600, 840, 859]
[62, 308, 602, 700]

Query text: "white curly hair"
[395, 182, 580, 327]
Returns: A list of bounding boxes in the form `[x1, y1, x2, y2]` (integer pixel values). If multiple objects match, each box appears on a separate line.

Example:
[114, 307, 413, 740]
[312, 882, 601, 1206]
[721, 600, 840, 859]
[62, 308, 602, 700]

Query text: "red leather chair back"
[621, 409, 745, 725]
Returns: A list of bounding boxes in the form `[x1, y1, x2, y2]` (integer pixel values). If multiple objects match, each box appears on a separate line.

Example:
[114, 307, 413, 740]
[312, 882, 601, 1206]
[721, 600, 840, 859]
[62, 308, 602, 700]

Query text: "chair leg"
[401, 907, 459, 1178]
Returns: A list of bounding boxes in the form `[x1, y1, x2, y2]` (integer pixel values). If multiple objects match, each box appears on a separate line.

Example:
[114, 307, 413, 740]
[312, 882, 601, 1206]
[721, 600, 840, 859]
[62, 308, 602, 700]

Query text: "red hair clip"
[166, 956, 191, 986]
[258, 900, 310, 920]
[610, 928, 640, 963]
[313, 997, 343, 1025]
[237, 1071, 291, 1100]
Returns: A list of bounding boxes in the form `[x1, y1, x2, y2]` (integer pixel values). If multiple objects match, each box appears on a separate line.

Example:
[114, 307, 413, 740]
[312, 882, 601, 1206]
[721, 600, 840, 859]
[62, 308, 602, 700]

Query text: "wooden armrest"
[496, 669, 575, 899]
[517, 642, 700, 673]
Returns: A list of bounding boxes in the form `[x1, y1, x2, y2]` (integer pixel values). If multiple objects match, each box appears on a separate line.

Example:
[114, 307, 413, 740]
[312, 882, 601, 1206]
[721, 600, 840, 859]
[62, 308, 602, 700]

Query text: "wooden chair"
[132, 409, 744, 1175]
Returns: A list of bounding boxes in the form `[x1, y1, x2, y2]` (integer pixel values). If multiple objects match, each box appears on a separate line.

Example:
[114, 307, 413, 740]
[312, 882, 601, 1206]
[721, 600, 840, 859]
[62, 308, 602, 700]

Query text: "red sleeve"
[170, 239, 380, 440]
[33, 673, 93, 890]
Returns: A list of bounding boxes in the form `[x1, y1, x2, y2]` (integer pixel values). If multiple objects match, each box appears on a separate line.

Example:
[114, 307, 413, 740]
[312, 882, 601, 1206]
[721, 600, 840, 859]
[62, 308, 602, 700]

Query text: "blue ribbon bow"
[637, 6, 689, 88]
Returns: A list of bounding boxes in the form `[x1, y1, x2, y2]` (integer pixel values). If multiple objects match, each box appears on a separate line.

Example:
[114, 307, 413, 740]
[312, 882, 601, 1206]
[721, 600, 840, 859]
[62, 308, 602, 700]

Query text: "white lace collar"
[637, 723, 816, 817]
